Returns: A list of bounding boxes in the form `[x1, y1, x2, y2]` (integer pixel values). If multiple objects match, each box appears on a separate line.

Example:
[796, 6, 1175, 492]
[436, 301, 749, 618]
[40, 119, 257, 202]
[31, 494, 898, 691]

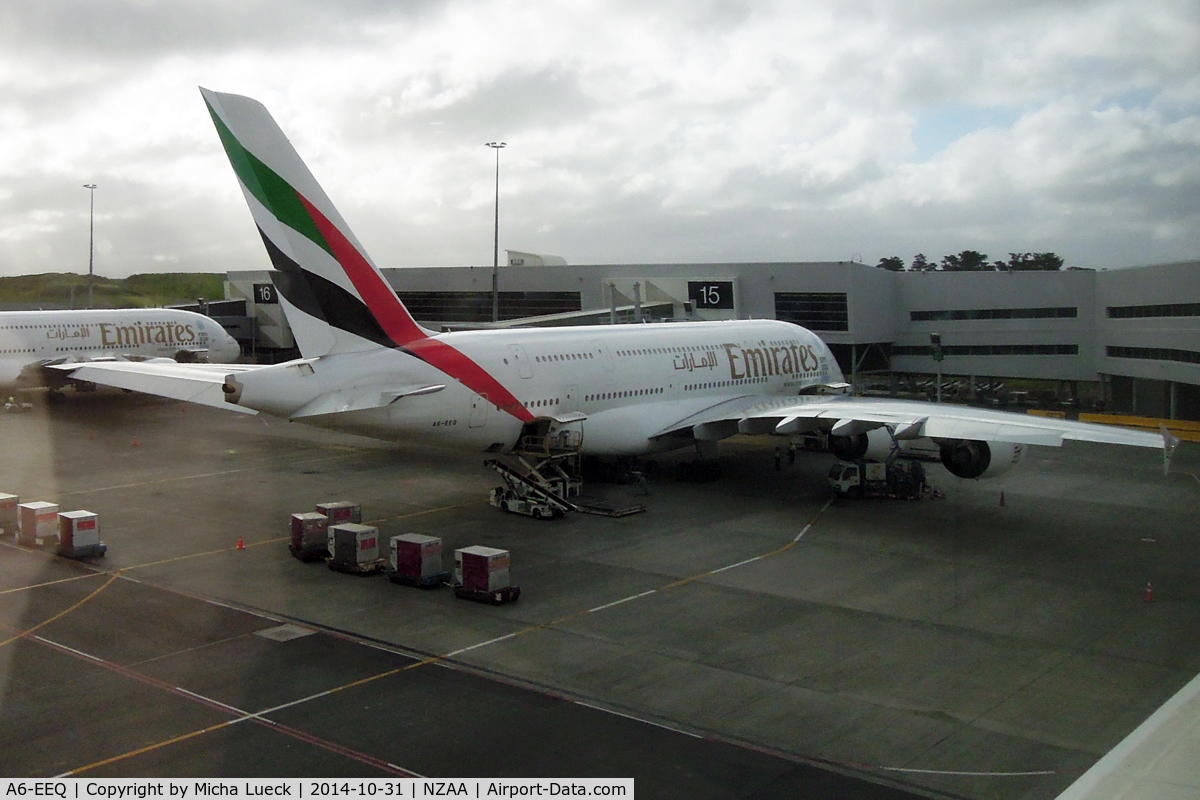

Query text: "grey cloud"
[343, 67, 599, 148]
[0, 0, 442, 59]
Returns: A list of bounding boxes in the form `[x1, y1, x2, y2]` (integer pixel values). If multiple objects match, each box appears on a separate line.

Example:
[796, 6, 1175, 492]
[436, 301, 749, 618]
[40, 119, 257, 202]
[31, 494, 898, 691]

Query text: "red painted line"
[7, 618, 414, 777]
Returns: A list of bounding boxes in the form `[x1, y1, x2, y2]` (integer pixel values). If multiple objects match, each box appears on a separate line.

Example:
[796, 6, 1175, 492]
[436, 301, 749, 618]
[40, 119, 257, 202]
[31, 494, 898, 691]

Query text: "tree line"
[875, 251, 1068, 272]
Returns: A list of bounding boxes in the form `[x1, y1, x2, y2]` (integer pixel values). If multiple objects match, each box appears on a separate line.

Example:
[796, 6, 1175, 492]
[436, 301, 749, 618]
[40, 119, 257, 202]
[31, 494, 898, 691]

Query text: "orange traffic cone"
[999, 491, 1006, 507]
[236, 536, 245, 551]
[1144, 582, 1155, 603]
[132, 437, 138, 447]
[88, 432, 94, 440]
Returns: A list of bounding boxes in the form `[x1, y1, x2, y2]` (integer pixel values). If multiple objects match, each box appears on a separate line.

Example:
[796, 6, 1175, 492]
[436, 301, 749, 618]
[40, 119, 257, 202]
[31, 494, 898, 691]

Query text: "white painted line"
[574, 700, 703, 738]
[587, 589, 658, 613]
[174, 687, 256, 719]
[52, 468, 254, 497]
[445, 632, 521, 657]
[33, 637, 102, 662]
[709, 556, 763, 575]
[793, 496, 836, 543]
[388, 763, 424, 778]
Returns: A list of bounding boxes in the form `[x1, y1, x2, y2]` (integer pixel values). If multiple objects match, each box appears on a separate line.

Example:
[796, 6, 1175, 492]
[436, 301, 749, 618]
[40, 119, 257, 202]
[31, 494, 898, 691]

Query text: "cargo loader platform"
[327, 557, 386, 576]
[453, 584, 522, 605]
[572, 498, 647, 517]
[386, 567, 450, 588]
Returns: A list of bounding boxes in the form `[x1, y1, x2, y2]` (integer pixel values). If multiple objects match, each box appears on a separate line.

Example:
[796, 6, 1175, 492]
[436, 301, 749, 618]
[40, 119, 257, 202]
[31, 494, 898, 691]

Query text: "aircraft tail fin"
[200, 88, 430, 358]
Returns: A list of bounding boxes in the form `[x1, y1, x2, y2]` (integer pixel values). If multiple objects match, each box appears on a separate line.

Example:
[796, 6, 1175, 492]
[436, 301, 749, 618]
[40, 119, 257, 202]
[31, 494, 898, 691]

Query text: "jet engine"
[829, 428, 895, 462]
[938, 440, 1024, 479]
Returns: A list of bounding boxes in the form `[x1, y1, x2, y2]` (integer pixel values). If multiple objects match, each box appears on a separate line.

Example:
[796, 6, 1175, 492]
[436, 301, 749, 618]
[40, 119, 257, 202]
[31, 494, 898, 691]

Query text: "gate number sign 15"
[688, 281, 734, 309]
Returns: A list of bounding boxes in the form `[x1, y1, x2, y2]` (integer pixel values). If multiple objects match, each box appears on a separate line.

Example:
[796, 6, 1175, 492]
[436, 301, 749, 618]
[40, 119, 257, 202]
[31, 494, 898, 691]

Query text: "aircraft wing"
[49, 361, 260, 415]
[654, 395, 1180, 467]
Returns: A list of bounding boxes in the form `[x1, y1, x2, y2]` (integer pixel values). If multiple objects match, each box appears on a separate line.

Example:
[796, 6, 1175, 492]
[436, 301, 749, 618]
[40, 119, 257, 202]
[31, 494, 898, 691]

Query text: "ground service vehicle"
[828, 459, 927, 499]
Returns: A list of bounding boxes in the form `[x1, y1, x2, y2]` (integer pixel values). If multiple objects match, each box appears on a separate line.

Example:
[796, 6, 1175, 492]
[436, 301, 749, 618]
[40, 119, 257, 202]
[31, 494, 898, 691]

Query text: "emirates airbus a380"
[56, 89, 1179, 484]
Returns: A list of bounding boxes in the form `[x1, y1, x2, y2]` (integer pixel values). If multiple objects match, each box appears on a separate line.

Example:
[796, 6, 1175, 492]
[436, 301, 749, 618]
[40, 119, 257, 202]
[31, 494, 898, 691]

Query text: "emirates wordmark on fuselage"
[55, 89, 1179, 482]
[1, 307, 241, 389]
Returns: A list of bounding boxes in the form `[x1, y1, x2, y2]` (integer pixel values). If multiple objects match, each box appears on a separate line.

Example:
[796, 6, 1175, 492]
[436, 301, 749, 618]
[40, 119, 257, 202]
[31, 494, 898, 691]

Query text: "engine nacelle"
[938, 440, 1025, 479]
[830, 427, 895, 462]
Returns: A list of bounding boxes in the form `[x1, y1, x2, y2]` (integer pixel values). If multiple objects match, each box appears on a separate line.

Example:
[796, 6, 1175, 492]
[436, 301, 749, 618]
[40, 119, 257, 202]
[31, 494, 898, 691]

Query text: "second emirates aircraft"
[57, 89, 1177, 482]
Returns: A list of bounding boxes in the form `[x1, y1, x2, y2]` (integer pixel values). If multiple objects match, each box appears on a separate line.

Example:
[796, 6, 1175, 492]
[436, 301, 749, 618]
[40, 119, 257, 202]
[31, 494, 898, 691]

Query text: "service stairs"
[485, 425, 645, 518]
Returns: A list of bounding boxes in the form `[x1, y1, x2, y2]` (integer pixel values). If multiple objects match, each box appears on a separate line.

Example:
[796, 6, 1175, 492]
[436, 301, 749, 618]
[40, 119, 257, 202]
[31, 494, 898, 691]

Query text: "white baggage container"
[18, 501, 59, 546]
[390, 534, 443, 579]
[455, 546, 511, 592]
[0, 493, 17, 536]
[59, 511, 100, 548]
[328, 523, 379, 566]
[316, 501, 361, 526]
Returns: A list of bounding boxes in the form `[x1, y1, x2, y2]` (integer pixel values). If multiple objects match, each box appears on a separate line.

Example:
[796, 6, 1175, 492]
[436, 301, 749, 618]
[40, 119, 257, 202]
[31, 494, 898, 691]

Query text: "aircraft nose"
[219, 333, 241, 362]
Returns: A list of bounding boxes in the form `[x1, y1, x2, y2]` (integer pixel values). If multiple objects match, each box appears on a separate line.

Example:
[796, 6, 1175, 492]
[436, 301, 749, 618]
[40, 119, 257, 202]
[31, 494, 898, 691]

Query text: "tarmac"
[1, 389, 1198, 799]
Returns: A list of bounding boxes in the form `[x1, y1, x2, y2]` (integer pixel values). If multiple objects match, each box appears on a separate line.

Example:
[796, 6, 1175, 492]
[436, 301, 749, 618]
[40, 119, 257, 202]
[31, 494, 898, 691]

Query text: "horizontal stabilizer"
[49, 362, 259, 414]
[291, 383, 446, 418]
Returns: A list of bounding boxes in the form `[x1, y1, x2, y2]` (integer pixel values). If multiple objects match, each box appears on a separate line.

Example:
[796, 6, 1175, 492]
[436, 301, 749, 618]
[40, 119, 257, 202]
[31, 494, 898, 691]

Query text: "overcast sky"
[0, 0, 1197, 279]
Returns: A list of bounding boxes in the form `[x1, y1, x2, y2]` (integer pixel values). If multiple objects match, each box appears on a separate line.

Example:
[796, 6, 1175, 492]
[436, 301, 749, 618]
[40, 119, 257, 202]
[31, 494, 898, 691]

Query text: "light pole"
[83, 184, 97, 308]
[485, 142, 506, 323]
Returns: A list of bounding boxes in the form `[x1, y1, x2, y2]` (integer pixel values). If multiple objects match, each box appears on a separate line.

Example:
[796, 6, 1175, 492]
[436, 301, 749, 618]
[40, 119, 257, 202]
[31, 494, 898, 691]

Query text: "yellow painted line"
[365, 502, 475, 526]
[121, 536, 290, 571]
[0, 572, 103, 597]
[0, 571, 122, 650]
[59, 722, 231, 777]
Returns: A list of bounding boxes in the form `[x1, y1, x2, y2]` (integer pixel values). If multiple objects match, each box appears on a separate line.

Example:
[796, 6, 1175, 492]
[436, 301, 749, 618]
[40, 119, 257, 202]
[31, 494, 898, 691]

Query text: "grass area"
[0, 272, 225, 308]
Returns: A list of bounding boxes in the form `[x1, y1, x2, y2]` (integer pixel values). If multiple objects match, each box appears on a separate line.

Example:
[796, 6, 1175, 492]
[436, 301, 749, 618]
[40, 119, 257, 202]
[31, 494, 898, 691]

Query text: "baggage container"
[387, 534, 449, 587]
[455, 546, 511, 593]
[18, 501, 59, 547]
[289, 512, 329, 561]
[390, 534, 443, 578]
[57, 511, 106, 559]
[0, 493, 17, 536]
[316, 501, 361, 526]
[327, 523, 384, 574]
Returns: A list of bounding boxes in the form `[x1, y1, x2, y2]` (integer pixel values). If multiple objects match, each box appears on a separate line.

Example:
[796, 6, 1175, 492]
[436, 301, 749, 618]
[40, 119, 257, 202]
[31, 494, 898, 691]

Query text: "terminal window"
[893, 343, 1079, 356]
[396, 291, 581, 323]
[1107, 303, 1200, 318]
[1107, 345, 1200, 364]
[910, 307, 1077, 322]
[774, 292, 848, 331]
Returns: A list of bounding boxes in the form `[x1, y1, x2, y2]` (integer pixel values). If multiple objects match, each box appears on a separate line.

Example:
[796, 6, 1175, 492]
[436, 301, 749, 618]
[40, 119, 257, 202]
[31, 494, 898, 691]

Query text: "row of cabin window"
[0, 323, 169, 329]
[585, 388, 663, 402]
[614, 341, 803, 358]
[617, 346, 716, 357]
[1, 349, 35, 354]
[684, 377, 767, 391]
[535, 353, 593, 363]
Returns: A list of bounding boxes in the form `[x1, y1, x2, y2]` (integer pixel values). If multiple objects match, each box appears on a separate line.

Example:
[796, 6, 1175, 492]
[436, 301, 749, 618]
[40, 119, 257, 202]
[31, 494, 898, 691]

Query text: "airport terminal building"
[222, 256, 1200, 420]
